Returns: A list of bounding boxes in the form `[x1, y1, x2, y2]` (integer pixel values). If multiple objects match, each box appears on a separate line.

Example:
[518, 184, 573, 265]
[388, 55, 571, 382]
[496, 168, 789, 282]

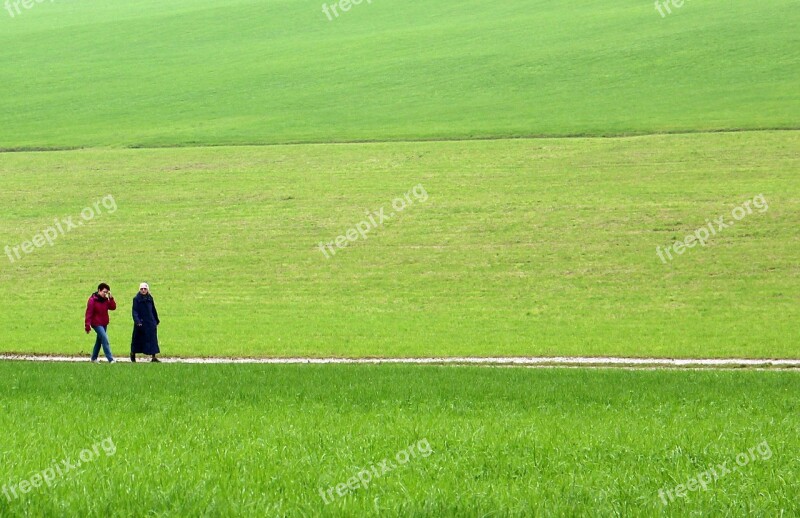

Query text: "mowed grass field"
[0, 0, 797, 149]
[0, 131, 797, 359]
[0, 364, 797, 517]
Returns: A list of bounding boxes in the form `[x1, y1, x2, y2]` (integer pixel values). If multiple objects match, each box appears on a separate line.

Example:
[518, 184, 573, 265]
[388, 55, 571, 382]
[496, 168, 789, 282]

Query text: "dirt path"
[1, 354, 799, 368]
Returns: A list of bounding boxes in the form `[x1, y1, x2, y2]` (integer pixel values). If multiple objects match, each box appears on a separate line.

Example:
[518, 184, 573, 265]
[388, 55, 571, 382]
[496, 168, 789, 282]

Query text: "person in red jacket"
[85, 283, 117, 363]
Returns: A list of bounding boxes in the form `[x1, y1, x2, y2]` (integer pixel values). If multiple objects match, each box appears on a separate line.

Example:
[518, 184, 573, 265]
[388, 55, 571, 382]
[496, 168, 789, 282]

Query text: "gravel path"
[1, 354, 799, 368]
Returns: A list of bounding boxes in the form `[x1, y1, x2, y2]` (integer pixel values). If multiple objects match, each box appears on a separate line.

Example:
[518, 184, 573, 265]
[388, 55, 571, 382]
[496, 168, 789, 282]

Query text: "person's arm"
[132, 298, 142, 326]
[107, 295, 117, 311]
[153, 300, 160, 326]
[84, 298, 94, 333]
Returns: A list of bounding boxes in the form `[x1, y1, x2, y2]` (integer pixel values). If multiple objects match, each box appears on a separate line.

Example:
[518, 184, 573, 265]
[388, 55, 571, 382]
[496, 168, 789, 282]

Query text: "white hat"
[139, 282, 150, 290]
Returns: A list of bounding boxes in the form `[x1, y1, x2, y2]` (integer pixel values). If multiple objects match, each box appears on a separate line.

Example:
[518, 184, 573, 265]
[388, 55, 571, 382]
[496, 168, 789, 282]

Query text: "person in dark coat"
[130, 282, 161, 363]
[85, 283, 117, 363]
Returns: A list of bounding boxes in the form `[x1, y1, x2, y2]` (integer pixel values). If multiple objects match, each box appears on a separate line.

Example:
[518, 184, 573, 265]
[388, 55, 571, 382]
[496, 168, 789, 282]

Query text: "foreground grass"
[0, 0, 797, 148]
[0, 131, 798, 358]
[0, 364, 796, 516]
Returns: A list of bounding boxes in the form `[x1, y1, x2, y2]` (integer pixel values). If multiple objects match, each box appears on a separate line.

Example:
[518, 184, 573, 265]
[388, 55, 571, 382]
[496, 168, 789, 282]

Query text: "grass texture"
[0, 0, 797, 149]
[0, 363, 797, 516]
[0, 131, 797, 359]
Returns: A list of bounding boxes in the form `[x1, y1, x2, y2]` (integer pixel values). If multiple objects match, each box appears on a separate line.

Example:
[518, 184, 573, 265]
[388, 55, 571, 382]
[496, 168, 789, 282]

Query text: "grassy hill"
[0, 0, 797, 358]
[0, 131, 797, 358]
[0, 0, 797, 149]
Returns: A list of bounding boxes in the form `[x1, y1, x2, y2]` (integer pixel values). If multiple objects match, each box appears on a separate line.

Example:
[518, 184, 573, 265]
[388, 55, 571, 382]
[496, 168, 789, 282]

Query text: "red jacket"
[85, 293, 117, 331]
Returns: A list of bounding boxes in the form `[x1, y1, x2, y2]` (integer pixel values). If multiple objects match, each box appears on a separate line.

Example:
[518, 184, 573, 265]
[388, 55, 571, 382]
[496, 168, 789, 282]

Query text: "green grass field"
[0, 0, 797, 149]
[1, 0, 798, 515]
[0, 131, 797, 359]
[0, 364, 797, 516]
[1, 1, 797, 360]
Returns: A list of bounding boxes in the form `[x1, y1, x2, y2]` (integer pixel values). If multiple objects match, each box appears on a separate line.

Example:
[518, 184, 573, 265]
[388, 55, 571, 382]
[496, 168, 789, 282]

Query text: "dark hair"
[97, 283, 110, 292]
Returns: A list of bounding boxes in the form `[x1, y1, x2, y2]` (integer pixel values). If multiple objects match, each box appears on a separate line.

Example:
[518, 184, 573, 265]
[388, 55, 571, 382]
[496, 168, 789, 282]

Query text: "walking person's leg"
[145, 326, 160, 362]
[95, 326, 114, 363]
[130, 326, 139, 362]
[91, 328, 102, 362]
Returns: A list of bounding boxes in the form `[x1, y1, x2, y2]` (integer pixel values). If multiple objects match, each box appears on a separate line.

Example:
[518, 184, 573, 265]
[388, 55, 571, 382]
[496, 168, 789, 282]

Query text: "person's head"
[139, 282, 150, 295]
[97, 283, 110, 296]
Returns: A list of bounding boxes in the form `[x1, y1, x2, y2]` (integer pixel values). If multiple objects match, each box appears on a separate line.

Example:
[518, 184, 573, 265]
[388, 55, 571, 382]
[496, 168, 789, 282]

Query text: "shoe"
[151, 357, 161, 363]
[90, 359, 99, 364]
[130, 353, 136, 363]
[109, 359, 117, 364]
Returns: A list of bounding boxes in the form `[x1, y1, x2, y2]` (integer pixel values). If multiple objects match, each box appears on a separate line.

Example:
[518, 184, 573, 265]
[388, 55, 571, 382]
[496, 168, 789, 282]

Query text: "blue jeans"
[91, 326, 114, 362]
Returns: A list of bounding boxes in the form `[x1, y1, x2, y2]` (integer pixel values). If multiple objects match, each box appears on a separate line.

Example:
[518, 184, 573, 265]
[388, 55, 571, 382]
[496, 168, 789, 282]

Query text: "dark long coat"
[131, 293, 160, 355]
